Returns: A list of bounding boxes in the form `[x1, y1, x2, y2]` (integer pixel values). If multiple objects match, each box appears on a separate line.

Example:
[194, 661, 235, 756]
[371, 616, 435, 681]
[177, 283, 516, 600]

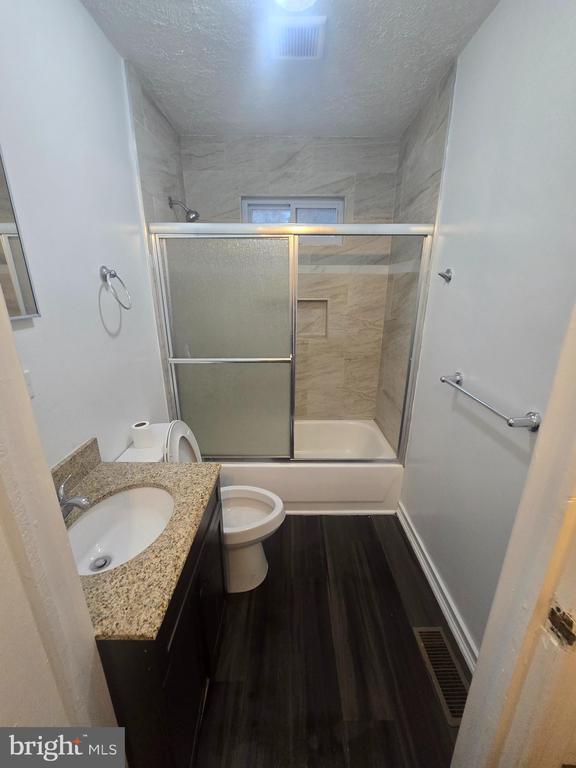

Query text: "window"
[241, 197, 344, 244]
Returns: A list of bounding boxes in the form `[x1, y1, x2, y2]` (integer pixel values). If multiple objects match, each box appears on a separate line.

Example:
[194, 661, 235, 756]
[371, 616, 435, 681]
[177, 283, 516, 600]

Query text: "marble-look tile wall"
[180, 136, 399, 420]
[0, 162, 15, 222]
[180, 136, 398, 223]
[126, 65, 185, 222]
[297, 271, 389, 419]
[375, 67, 456, 450]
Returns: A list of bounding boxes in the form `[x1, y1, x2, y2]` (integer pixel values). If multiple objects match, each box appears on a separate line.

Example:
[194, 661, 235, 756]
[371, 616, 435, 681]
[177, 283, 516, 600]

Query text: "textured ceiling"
[81, 0, 498, 138]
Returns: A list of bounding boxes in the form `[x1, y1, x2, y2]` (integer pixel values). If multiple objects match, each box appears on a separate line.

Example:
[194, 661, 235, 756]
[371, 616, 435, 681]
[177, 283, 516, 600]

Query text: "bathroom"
[1, 0, 576, 765]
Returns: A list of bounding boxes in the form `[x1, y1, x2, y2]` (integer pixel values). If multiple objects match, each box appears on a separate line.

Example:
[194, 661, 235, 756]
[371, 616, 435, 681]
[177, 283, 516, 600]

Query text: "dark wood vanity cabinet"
[97, 486, 225, 768]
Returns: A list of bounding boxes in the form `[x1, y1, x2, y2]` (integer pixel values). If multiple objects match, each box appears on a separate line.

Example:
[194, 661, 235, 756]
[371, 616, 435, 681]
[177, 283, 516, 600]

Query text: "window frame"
[241, 197, 344, 245]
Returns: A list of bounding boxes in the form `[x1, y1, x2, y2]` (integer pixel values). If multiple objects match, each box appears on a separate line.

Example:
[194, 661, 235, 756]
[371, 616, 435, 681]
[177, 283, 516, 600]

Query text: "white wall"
[0, 0, 167, 466]
[401, 0, 576, 655]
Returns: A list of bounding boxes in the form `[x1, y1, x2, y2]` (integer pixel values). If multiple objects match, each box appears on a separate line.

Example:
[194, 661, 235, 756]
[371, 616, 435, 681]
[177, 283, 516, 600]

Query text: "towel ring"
[100, 266, 132, 310]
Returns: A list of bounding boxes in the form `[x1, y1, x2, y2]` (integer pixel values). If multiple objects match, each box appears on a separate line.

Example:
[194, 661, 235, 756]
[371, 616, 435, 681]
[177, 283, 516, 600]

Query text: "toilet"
[117, 420, 285, 593]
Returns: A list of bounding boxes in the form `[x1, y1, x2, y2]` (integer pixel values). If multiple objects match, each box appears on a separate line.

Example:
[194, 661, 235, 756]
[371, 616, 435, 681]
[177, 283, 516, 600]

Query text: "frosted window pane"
[248, 206, 291, 224]
[164, 237, 291, 358]
[175, 363, 291, 457]
[296, 207, 338, 224]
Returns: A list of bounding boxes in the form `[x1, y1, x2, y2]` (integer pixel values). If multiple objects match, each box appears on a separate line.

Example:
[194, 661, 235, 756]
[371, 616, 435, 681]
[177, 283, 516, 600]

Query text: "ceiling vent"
[270, 16, 327, 60]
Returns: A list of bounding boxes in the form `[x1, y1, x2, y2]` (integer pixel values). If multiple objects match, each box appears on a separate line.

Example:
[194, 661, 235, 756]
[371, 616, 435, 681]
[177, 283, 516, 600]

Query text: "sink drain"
[89, 555, 112, 572]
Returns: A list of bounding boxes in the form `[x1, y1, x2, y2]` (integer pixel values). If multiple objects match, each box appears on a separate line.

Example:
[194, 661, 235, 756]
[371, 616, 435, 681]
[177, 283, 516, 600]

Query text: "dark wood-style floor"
[195, 515, 468, 768]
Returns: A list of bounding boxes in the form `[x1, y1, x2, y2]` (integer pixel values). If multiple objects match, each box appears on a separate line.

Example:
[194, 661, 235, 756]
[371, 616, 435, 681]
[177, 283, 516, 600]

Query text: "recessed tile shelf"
[297, 298, 328, 337]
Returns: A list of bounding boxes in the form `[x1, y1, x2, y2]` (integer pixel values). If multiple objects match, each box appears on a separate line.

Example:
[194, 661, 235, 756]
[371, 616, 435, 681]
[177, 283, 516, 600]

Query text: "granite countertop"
[66, 461, 220, 641]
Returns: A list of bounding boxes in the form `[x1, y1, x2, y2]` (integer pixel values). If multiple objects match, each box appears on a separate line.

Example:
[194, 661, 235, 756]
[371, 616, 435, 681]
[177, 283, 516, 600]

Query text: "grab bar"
[440, 372, 541, 431]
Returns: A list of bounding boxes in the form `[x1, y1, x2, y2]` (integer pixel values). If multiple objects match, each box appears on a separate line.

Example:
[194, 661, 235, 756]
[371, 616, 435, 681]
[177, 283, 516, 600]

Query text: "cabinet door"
[196, 502, 226, 673]
[162, 589, 209, 768]
[98, 640, 172, 768]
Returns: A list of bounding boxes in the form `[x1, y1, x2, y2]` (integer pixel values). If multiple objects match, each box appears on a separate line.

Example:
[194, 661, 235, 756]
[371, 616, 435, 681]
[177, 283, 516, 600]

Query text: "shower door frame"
[152, 232, 297, 460]
[149, 223, 434, 464]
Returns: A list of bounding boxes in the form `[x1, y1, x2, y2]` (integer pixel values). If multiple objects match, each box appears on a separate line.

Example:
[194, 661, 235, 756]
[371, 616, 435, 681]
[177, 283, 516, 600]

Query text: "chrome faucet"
[58, 474, 90, 521]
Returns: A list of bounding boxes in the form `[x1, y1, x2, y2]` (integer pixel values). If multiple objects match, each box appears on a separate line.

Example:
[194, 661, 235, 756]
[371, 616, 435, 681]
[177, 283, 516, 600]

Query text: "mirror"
[0, 152, 39, 318]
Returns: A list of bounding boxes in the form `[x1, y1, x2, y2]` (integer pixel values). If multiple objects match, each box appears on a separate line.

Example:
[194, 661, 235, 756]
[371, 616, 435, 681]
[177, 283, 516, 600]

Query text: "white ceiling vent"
[270, 16, 327, 60]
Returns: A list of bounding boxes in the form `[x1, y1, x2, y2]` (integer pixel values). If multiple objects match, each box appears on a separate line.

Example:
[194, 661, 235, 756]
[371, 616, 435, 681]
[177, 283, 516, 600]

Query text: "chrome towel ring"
[100, 266, 132, 310]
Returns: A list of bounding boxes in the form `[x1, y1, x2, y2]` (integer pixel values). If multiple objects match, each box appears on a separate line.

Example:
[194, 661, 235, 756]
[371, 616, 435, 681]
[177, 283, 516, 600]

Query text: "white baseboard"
[286, 508, 397, 516]
[397, 501, 478, 672]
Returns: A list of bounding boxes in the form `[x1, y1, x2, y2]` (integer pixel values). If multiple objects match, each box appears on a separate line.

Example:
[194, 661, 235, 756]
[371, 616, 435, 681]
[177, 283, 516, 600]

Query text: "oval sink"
[68, 487, 174, 576]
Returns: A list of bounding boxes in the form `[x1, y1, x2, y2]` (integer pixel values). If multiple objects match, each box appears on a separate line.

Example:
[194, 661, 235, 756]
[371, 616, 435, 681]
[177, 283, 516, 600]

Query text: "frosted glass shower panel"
[175, 363, 291, 457]
[163, 237, 291, 358]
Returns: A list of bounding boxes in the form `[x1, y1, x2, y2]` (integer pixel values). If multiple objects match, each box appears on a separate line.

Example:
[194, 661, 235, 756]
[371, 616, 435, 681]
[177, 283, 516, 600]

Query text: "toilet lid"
[165, 420, 203, 464]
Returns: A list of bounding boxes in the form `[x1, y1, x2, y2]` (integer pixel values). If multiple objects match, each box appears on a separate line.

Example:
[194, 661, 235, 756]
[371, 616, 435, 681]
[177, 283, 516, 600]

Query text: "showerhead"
[168, 196, 200, 222]
[184, 208, 200, 222]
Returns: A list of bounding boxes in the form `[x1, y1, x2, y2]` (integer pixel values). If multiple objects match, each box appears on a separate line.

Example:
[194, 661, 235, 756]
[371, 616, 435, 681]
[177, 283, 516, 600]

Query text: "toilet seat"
[117, 421, 203, 464]
[221, 486, 285, 548]
[165, 420, 202, 464]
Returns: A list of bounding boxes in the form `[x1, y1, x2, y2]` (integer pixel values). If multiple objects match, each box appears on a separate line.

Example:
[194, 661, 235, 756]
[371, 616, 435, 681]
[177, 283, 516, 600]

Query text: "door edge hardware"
[548, 604, 576, 647]
[438, 268, 453, 283]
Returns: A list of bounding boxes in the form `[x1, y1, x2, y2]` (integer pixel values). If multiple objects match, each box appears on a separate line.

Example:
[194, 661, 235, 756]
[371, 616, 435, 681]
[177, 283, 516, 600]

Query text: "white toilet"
[117, 420, 285, 593]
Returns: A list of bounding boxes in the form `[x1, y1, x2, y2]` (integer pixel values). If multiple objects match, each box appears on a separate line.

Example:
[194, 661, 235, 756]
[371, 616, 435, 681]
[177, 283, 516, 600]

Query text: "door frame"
[452, 306, 576, 767]
[0, 292, 115, 726]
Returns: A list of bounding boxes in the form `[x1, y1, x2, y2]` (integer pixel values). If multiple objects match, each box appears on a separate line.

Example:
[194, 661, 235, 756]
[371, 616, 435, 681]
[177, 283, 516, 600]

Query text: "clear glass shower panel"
[175, 363, 292, 457]
[163, 237, 291, 358]
[295, 235, 425, 459]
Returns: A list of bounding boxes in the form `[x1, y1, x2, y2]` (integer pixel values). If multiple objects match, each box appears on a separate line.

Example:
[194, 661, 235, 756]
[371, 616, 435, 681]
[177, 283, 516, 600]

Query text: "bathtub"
[294, 419, 396, 460]
[221, 460, 402, 513]
[222, 421, 401, 513]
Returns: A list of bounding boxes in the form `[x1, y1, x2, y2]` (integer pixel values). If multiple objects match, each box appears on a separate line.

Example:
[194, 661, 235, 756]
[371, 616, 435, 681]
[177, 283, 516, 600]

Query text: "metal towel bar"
[440, 372, 541, 431]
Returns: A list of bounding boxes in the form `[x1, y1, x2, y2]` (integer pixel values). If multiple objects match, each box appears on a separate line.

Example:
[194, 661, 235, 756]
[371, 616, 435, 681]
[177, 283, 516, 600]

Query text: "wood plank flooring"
[195, 515, 468, 768]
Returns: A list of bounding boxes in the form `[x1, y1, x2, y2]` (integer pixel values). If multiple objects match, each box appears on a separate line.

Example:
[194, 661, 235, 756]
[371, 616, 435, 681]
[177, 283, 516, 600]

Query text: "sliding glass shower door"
[160, 236, 294, 458]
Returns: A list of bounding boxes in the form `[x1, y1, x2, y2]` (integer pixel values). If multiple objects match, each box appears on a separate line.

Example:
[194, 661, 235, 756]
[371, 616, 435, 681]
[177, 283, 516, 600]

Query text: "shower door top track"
[149, 223, 434, 236]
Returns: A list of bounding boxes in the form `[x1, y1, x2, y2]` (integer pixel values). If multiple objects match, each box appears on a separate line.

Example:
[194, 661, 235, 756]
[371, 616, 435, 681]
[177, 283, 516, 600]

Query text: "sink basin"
[68, 487, 174, 575]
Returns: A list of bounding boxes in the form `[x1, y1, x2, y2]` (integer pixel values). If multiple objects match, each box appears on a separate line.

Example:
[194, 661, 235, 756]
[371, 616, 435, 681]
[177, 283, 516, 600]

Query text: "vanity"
[98, 484, 223, 768]
[55, 447, 225, 768]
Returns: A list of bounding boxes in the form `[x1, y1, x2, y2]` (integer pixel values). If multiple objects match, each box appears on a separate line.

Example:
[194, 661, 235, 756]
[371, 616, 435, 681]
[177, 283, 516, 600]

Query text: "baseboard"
[286, 508, 398, 516]
[397, 501, 478, 672]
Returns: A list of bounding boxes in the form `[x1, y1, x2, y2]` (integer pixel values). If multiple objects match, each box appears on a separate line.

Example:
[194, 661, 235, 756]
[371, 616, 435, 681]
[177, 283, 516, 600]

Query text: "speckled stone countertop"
[66, 461, 220, 641]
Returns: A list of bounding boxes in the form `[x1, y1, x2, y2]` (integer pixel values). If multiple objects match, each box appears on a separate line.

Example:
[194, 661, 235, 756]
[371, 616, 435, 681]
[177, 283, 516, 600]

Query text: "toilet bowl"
[221, 485, 285, 593]
[116, 420, 285, 593]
